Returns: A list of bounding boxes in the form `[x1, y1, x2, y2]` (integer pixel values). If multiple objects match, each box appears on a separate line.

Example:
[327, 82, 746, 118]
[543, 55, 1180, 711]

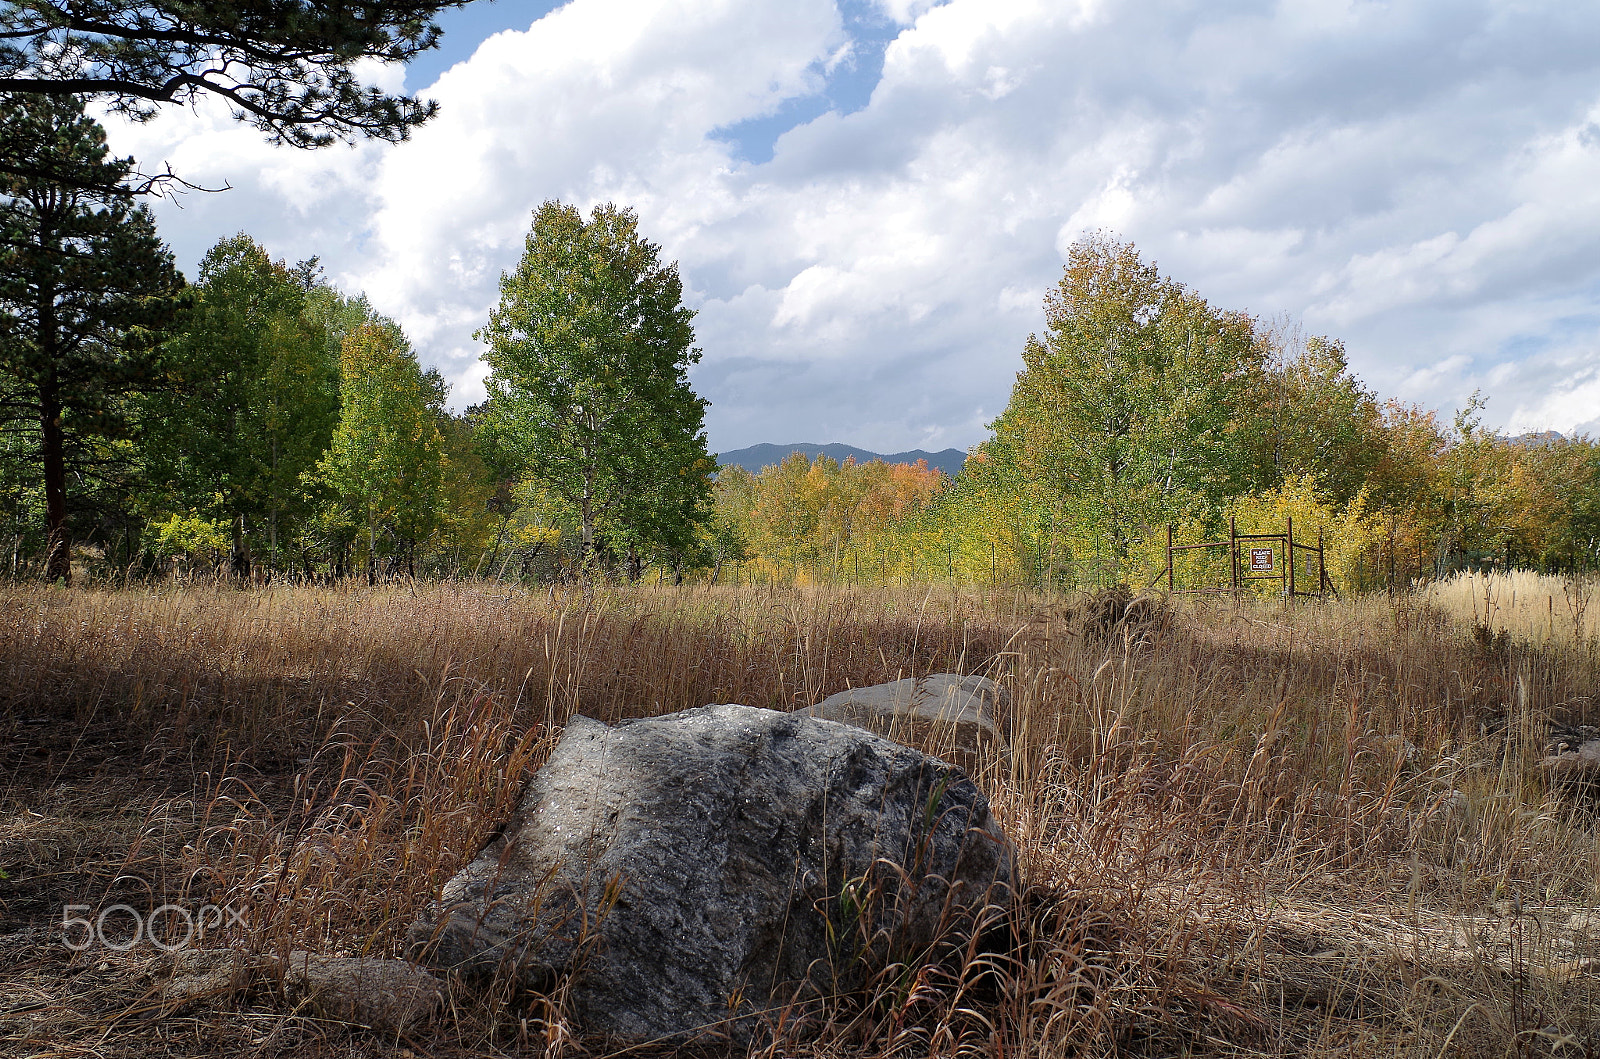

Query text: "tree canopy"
[986, 232, 1264, 580]
[139, 234, 337, 575]
[0, 139, 1588, 591]
[478, 200, 713, 576]
[0, 1, 476, 190]
[312, 320, 447, 579]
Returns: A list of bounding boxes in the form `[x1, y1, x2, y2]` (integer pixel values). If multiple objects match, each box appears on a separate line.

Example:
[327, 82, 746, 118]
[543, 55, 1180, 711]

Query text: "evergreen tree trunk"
[40, 376, 70, 583]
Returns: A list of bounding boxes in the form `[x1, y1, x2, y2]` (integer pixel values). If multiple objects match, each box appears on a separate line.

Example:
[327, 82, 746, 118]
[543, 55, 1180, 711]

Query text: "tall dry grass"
[1423, 569, 1600, 648]
[1, 582, 1598, 1057]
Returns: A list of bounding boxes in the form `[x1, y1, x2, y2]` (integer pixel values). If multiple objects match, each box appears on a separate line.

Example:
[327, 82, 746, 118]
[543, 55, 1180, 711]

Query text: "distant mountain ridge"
[1506, 430, 1565, 449]
[716, 442, 967, 478]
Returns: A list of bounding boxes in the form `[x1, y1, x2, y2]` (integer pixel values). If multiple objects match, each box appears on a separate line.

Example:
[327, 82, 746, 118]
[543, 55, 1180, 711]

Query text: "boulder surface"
[1542, 725, 1600, 790]
[801, 673, 1006, 767]
[409, 703, 1012, 1042]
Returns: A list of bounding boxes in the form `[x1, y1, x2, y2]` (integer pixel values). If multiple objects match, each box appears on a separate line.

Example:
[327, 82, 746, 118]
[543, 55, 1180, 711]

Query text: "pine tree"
[0, 93, 182, 581]
[0, 1, 477, 191]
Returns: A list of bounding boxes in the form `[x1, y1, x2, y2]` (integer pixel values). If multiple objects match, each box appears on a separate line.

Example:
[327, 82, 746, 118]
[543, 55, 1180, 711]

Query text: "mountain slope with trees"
[716, 443, 966, 478]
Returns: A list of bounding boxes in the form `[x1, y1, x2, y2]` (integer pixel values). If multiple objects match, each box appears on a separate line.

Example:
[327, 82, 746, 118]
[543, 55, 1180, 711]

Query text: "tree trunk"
[580, 488, 595, 574]
[40, 375, 70, 583]
[269, 436, 278, 572]
[231, 512, 251, 579]
[579, 436, 597, 576]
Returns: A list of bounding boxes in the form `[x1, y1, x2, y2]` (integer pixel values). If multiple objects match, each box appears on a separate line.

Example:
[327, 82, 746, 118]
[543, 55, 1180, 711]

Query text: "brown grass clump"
[2, 581, 1599, 1057]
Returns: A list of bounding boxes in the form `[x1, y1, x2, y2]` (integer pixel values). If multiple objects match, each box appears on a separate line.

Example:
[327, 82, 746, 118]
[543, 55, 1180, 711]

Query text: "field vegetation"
[3, 579, 1598, 1057]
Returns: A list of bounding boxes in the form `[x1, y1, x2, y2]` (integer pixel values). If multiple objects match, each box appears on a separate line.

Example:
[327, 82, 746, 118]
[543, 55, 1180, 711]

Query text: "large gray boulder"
[409, 704, 1013, 1042]
[801, 674, 1006, 769]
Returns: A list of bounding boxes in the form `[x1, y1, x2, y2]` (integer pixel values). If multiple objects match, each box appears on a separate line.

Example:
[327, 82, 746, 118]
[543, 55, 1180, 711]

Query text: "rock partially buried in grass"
[163, 947, 445, 1033]
[408, 704, 1013, 1043]
[281, 952, 445, 1033]
[162, 947, 255, 1003]
[1541, 725, 1600, 791]
[800, 673, 1006, 768]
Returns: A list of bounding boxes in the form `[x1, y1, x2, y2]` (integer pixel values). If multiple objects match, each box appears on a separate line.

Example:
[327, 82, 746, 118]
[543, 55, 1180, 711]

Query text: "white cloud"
[101, 0, 1600, 452]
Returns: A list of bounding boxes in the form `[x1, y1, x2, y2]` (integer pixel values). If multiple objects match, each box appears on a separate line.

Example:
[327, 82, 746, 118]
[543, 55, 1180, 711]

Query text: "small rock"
[1540, 727, 1600, 790]
[163, 947, 253, 1002]
[282, 952, 444, 1034]
[800, 673, 1006, 767]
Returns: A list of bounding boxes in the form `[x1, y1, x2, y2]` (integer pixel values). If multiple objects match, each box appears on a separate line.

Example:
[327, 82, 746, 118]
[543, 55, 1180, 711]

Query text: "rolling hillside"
[715, 442, 967, 478]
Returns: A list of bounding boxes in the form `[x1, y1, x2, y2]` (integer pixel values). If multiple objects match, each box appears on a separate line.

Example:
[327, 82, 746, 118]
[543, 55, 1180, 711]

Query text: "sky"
[98, 0, 1600, 454]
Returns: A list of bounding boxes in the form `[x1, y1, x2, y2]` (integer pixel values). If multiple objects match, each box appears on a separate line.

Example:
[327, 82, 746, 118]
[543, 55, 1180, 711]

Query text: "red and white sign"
[1249, 547, 1275, 572]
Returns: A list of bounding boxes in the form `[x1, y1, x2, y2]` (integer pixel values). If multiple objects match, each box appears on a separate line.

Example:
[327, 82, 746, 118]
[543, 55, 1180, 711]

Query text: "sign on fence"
[1163, 516, 1330, 599]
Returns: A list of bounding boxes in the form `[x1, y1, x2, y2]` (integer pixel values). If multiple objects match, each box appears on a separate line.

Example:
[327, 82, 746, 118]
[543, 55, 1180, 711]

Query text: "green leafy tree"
[987, 232, 1262, 583]
[0, 92, 182, 581]
[312, 321, 447, 579]
[431, 409, 503, 575]
[478, 200, 713, 575]
[703, 508, 750, 584]
[144, 235, 337, 575]
[1253, 326, 1385, 507]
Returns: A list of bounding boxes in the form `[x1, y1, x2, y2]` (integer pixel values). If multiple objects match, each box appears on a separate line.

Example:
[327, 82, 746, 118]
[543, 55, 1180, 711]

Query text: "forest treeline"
[3, 96, 1597, 590]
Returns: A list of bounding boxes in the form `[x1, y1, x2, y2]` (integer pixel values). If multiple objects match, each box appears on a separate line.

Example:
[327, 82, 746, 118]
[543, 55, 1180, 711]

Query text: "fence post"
[1229, 515, 1238, 596]
[1319, 527, 1328, 597]
[1166, 524, 1174, 595]
[1287, 515, 1295, 599]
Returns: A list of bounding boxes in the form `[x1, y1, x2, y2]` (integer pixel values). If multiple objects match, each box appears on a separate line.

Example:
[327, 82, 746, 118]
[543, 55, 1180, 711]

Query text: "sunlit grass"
[1422, 568, 1600, 648]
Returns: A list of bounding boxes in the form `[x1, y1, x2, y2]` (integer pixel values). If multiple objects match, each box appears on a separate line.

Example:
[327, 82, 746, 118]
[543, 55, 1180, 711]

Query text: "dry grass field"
[1, 580, 1598, 1057]
[1424, 570, 1599, 650]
